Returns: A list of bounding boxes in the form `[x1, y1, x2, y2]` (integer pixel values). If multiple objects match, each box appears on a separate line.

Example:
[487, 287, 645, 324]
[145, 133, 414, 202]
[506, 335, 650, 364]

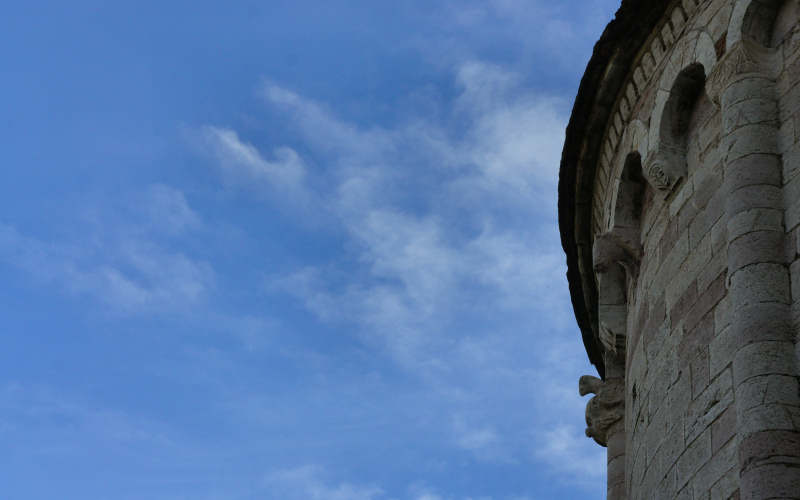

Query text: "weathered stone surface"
[579, 375, 625, 447]
[561, 1, 800, 498]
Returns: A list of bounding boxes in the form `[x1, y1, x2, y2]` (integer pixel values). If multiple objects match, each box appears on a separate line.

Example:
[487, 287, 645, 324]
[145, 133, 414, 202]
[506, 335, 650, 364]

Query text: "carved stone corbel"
[706, 38, 780, 104]
[643, 147, 682, 193]
[579, 375, 624, 447]
[593, 232, 640, 356]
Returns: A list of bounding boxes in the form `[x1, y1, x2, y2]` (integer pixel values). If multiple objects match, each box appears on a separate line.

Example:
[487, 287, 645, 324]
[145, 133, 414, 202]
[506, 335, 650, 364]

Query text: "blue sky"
[1, 1, 619, 499]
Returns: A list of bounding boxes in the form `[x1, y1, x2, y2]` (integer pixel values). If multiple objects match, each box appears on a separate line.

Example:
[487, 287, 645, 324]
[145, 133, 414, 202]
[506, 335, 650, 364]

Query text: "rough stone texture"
[562, 0, 800, 498]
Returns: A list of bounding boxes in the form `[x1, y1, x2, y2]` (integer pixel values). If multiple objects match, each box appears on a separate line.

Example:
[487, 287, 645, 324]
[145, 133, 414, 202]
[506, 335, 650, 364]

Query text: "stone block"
[670, 280, 698, 326]
[783, 137, 800, 183]
[728, 230, 786, 273]
[726, 208, 783, 241]
[735, 374, 800, 412]
[671, 180, 694, 217]
[698, 251, 727, 294]
[677, 427, 712, 489]
[686, 368, 734, 444]
[708, 465, 738, 500]
[693, 437, 737, 500]
[740, 462, 800, 500]
[691, 347, 710, 399]
[685, 271, 726, 333]
[723, 77, 776, 109]
[737, 403, 800, 440]
[710, 216, 727, 255]
[713, 294, 731, 333]
[711, 406, 736, 454]
[729, 263, 790, 306]
[733, 342, 798, 387]
[722, 124, 779, 162]
[680, 310, 714, 368]
[692, 164, 722, 210]
[725, 185, 782, 219]
[722, 99, 778, 131]
[709, 325, 733, 380]
[724, 154, 782, 192]
[785, 195, 800, 231]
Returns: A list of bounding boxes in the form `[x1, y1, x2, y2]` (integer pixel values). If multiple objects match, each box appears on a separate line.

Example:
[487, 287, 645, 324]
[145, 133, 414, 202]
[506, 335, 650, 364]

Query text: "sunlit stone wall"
[569, 1, 800, 498]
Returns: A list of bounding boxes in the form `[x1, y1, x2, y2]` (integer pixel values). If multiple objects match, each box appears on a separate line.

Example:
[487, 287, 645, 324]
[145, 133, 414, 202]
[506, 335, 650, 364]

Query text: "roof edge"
[558, 0, 674, 378]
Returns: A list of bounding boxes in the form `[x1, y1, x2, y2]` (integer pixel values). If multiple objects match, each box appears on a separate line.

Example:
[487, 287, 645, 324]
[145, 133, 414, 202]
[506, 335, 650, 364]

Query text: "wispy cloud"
[0, 185, 213, 313]
[201, 125, 307, 192]
[142, 184, 202, 235]
[534, 424, 606, 488]
[0, 382, 175, 449]
[264, 466, 386, 500]
[198, 59, 600, 484]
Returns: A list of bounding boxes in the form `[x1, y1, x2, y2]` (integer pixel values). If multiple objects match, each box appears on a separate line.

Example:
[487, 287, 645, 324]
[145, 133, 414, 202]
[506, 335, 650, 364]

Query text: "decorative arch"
[593, 152, 645, 360]
[645, 30, 717, 194]
[728, 0, 797, 48]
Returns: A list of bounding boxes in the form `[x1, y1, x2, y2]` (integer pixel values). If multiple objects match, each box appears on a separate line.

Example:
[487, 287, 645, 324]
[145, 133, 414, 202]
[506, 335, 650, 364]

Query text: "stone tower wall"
[566, 1, 800, 498]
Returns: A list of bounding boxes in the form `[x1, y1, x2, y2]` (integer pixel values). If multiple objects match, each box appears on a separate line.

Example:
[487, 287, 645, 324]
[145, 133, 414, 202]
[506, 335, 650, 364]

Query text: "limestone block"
[730, 302, 794, 346]
[713, 294, 731, 334]
[733, 342, 798, 386]
[677, 427, 712, 490]
[691, 348, 710, 399]
[692, 437, 737, 500]
[729, 262, 790, 305]
[722, 124, 779, 162]
[728, 230, 786, 272]
[698, 251, 727, 294]
[737, 403, 800, 440]
[709, 325, 734, 379]
[707, 465, 738, 500]
[686, 368, 734, 444]
[670, 180, 694, 216]
[782, 138, 800, 183]
[724, 153, 782, 191]
[723, 76, 775, 108]
[725, 185, 782, 219]
[735, 374, 800, 411]
[657, 420, 687, 483]
[711, 406, 736, 454]
[727, 208, 783, 241]
[685, 272, 726, 334]
[695, 31, 718, 75]
[740, 462, 800, 500]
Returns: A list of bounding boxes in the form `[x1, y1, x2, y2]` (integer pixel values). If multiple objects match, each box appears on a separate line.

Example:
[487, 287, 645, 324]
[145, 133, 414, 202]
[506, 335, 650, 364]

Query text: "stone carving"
[593, 232, 640, 356]
[643, 146, 686, 194]
[707, 39, 776, 103]
[579, 375, 624, 447]
[643, 155, 674, 190]
[591, 1, 704, 235]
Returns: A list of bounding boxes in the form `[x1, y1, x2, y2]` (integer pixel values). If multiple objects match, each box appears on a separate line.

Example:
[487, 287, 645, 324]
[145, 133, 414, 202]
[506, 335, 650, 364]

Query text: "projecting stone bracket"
[643, 147, 682, 194]
[579, 375, 624, 447]
[593, 232, 640, 356]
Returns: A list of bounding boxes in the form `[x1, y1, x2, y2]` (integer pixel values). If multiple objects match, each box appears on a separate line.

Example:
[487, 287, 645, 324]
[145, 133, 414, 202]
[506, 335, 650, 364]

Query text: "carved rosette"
[643, 156, 674, 191]
[579, 375, 624, 447]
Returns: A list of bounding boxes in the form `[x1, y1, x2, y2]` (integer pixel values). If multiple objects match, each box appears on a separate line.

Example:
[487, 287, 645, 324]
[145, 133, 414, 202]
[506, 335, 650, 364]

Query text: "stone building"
[558, 0, 800, 498]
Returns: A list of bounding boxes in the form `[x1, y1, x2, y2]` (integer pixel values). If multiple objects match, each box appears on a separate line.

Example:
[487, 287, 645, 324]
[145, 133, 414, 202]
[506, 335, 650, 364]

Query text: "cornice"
[558, 0, 704, 377]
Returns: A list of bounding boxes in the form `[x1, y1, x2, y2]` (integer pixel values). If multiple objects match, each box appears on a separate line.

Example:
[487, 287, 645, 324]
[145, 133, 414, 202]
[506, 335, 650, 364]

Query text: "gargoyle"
[579, 375, 624, 447]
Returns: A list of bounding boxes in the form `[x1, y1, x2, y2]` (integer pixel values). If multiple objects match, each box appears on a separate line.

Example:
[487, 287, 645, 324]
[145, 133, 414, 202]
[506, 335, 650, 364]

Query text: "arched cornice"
[559, 0, 707, 377]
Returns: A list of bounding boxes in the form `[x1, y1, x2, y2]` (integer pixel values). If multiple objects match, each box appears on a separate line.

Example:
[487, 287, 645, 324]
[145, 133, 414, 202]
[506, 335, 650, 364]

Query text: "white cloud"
[143, 184, 202, 234]
[0, 382, 174, 448]
[201, 60, 600, 484]
[0, 185, 213, 313]
[264, 465, 386, 500]
[534, 424, 606, 486]
[201, 125, 306, 190]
